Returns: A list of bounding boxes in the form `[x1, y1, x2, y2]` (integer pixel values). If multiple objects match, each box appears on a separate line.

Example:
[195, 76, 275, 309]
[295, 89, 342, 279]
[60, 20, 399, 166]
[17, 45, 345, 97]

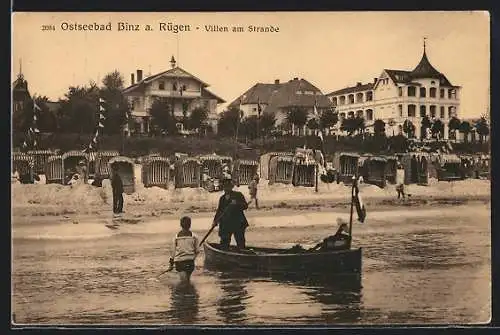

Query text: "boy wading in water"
[248, 174, 260, 209]
[169, 216, 200, 281]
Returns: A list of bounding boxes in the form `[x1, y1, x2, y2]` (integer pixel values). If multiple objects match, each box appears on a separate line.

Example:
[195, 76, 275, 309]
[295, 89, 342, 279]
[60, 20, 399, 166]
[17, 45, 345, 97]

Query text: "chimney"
[374, 77, 378, 84]
[293, 77, 298, 81]
[137, 69, 143, 82]
[357, 82, 362, 86]
[275, 79, 280, 85]
[131, 73, 135, 85]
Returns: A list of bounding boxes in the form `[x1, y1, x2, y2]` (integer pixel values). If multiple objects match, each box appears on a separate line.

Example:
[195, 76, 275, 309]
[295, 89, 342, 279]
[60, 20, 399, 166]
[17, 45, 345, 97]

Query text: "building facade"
[123, 56, 225, 135]
[326, 45, 461, 139]
[229, 77, 332, 136]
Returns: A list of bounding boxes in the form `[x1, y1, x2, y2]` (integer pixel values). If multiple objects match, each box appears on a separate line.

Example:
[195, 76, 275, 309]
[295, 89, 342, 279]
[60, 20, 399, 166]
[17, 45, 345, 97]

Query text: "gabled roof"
[123, 66, 210, 93]
[201, 88, 225, 104]
[326, 82, 374, 96]
[229, 78, 332, 113]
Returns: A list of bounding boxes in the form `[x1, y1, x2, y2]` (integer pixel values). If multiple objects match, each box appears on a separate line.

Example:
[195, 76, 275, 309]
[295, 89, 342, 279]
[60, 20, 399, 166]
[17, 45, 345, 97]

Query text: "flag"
[314, 100, 326, 168]
[353, 180, 366, 223]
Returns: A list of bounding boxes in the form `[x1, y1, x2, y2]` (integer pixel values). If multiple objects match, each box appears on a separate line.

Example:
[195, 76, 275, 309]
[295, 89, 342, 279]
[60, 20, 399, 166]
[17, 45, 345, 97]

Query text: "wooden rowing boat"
[203, 242, 362, 281]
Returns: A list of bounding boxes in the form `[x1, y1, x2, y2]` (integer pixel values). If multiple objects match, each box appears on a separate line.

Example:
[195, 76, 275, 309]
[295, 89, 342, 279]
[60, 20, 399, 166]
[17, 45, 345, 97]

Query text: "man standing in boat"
[212, 177, 249, 250]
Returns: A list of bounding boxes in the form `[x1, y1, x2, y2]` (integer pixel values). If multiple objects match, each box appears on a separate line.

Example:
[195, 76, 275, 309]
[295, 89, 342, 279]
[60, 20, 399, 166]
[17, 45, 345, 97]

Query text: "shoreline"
[12, 193, 491, 226]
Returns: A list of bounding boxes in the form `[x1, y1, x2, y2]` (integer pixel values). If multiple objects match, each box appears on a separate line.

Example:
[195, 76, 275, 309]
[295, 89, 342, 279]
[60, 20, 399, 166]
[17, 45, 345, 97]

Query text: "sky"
[12, 11, 490, 118]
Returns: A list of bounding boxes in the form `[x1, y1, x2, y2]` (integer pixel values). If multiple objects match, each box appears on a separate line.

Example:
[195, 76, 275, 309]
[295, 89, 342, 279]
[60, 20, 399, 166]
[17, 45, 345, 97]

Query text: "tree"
[373, 119, 386, 137]
[188, 107, 209, 131]
[217, 107, 240, 137]
[459, 121, 471, 144]
[31, 95, 59, 133]
[354, 116, 366, 135]
[286, 107, 308, 135]
[307, 118, 319, 130]
[100, 70, 131, 135]
[58, 83, 100, 135]
[474, 117, 490, 144]
[149, 98, 176, 134]
[319, 109, 339, 133]
[431, 119, 444, 139]
[340, 117, 357, 136]
[421, 116, 432, 139]
[240, 115, 258, 139]
[403, 119, 416, 138]
[259, 112, 276, 137]
[448, 116, 461, 140]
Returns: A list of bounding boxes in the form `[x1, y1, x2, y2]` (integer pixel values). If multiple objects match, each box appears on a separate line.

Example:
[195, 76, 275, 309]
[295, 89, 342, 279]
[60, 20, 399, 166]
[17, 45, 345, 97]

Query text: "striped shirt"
[171, 231, 200, 262]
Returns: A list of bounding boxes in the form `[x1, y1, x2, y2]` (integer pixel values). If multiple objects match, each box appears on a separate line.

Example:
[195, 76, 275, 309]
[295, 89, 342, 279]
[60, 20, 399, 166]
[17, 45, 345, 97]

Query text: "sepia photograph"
[11, 11, 491, 326]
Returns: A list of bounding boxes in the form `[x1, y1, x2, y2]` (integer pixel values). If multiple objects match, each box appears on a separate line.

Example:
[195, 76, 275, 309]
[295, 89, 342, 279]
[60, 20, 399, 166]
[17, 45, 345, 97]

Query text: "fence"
[108, 156, 136, 194]
[95, 150, 120, 180]
[268, 155, 294, 185]
[233, 159, 259, 186]
[45, 155, 64, 184]
[292, 158, 316, 187]
[260, 152, 294, 180]
[142, 155, 170, 189]
[174, 157, 201, 189]
[27, 150, 55, 174]
[333, 152, 360, 184]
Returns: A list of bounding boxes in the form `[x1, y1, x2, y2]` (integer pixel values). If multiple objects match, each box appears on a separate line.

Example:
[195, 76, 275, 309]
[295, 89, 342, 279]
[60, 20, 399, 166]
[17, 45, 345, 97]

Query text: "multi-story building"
[326, 45, 461, 139]
[228, 77, 332, 135]
[123, 56, 225, 135]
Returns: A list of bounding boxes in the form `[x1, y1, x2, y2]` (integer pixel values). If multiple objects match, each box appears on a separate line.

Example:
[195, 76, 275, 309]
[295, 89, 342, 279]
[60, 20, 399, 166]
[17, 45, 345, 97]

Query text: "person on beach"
[396, 162, 406, 199]
[169, 216, 200, 281]
[111, 165, 124, 215]
[248, 174, 260, 209]
[212, 178, 249, 250]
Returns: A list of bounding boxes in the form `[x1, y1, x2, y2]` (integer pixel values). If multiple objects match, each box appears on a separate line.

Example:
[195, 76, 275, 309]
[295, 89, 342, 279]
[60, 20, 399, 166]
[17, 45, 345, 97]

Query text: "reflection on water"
[12, 205, 490, 325]
[216, 273, 250, 324]
[169, 281, 200, 324]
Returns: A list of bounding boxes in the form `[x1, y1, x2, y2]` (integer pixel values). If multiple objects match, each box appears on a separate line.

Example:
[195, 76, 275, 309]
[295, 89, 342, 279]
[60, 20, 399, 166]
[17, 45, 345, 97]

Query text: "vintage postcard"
[11, 11, 491, 326]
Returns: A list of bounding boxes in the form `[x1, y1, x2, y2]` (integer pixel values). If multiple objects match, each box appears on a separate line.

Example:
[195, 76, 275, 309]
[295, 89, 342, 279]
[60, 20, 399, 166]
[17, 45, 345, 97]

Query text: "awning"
[340, 152, 360, 158]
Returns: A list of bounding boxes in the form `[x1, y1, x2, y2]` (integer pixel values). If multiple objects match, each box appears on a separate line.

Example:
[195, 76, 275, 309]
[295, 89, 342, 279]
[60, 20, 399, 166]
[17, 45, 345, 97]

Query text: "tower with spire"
[326, 39, 461, 140]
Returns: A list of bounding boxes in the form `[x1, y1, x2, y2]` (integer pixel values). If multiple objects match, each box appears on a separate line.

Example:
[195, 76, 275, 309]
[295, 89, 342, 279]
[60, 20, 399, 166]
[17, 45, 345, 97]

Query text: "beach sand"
[11, 178, 491, 226]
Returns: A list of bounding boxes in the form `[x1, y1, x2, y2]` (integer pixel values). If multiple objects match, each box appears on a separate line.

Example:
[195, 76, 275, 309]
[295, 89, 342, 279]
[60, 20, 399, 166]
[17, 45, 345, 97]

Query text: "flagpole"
[348, 175, 356, 237]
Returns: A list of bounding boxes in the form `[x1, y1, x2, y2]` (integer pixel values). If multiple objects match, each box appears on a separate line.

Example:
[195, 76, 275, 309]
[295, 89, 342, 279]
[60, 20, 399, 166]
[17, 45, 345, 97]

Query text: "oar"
[198, 199, 251, 247]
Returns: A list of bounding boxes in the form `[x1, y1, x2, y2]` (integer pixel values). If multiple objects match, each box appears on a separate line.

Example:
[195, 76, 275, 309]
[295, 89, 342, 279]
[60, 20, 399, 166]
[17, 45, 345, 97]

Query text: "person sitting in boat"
[212, 178, 249, 250]
[309, 219, 350, 251]
[169, 216, 200, 280]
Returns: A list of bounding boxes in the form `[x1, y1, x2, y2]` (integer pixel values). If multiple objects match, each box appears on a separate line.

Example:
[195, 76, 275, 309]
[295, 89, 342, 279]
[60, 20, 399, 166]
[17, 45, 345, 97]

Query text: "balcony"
[147, 89, 202, 98]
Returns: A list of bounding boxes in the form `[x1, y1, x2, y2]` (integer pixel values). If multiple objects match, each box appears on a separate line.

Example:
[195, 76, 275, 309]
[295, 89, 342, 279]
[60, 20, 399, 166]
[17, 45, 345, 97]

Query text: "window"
[356, 110, 363, 118]
[366, 91, 373, 101]
[356, 93, 363, 103]
[332, 97, 337, 106]
[366, 109, 373, 121]
[440, 89, 445, 98]
[449, 89, 457, 99]
[408, 104, 416, 117]
[340, 112, 346, 120]
[430, 87, 436, 98]
[420, 105, 426, 117]
[431, 81, 435, 85]
[348, 111, 355, 118]
[398, 104, 403, 117]
[430, 105, 436, 118]
[158, 81, 165, 90]
[173, 82, 178, 91]
[398, 87, 403, 97]
[253, 108, 257, 112]
[448, 106, 455, 118]
[408, 86, 416, 97]
[339, 96, 346, 105]
[440, 106, 445, 119]
[348, 94, 355, 104]
[420, 87, 426, 98]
